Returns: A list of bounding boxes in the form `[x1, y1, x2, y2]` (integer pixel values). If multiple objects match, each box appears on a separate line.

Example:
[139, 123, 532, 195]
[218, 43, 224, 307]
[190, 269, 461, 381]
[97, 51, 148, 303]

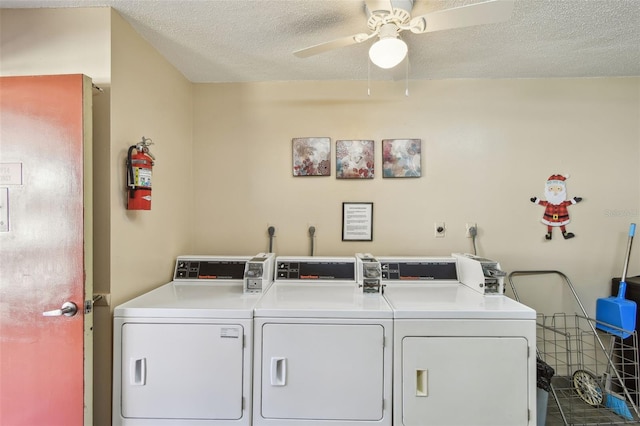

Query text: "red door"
[0, 75, 91, 426]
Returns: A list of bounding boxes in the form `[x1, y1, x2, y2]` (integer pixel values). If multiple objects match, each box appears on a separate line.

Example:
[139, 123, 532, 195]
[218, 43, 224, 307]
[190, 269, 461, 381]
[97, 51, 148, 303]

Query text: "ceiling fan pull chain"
[405, 53, 409, 97]
[367, 58, 371, 96]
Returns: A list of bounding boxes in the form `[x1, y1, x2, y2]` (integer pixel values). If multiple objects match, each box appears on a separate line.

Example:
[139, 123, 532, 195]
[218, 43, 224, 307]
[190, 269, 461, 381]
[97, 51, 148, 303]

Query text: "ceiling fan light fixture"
[368, 24, 407, 69]
[369, 36, 407, 69]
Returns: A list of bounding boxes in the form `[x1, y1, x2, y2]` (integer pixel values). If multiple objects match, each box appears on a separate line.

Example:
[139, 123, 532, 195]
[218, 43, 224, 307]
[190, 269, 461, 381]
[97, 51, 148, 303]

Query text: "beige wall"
[106, 9, 193, 424]
[109, 10, 193, 306]
[2, 6, 640, 426]
[192, 78, 640, 316]
[0, 8, 110, 84]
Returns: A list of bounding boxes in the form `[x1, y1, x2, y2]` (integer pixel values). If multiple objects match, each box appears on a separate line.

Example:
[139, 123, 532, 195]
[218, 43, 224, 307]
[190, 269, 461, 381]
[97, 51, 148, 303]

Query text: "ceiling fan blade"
[294, 33, 372, 58]
[410, 0, 514, 34]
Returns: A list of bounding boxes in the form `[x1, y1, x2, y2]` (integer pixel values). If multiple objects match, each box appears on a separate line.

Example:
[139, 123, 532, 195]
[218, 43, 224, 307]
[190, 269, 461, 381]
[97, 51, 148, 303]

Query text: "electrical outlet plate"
[466, 222, 477, 238]
[434, 222, 445, 238]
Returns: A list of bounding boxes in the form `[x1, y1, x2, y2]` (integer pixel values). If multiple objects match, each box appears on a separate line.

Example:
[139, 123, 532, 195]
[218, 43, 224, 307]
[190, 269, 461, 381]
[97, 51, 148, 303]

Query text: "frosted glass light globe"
[369, 37, 408, 69]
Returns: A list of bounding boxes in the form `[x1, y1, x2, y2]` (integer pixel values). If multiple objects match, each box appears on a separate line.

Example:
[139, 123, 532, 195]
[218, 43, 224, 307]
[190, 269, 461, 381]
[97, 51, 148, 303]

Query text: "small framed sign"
[342, 202, 373, 241]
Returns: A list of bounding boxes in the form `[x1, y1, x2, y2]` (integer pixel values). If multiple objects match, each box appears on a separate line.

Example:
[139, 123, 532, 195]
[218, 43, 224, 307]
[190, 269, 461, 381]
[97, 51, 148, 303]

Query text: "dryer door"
[402, 336, 529, 426]
[120, 322, 245, 420]
[260, 323, 385, 421]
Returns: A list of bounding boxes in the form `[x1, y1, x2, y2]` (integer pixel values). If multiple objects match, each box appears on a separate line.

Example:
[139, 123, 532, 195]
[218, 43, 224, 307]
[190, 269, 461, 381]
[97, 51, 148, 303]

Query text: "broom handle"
[620, 223, 636, 290]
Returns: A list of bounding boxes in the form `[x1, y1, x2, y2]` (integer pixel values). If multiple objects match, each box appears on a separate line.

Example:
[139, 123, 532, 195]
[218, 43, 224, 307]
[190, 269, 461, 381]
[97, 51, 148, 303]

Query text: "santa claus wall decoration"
[531, 174, 583, 240]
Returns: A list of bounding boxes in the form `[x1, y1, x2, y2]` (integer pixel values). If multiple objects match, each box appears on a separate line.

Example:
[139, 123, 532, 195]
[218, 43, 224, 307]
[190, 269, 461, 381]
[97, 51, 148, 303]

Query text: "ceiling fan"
[294, 0, 515, 69]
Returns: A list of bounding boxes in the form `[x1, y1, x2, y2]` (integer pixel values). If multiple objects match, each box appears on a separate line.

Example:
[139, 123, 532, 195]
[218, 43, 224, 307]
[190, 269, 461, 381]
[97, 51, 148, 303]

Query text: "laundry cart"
[509, 270, 640, 426]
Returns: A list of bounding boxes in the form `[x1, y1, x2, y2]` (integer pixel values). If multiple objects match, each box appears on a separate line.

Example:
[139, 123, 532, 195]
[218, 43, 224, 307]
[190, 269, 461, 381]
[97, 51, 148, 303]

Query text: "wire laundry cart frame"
[509, 270, 640, 425]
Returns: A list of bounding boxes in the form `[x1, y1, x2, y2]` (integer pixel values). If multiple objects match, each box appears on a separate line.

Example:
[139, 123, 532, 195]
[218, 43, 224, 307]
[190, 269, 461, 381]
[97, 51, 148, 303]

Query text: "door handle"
[270, 357, 287, 386]
[416, 369, 428, 397]
[43, 301, 78, 317]
[130, 358, 147, 386]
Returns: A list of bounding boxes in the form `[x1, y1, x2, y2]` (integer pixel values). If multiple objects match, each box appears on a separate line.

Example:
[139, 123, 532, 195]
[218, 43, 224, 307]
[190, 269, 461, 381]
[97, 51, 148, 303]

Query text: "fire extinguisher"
[126, 137, 155, 210]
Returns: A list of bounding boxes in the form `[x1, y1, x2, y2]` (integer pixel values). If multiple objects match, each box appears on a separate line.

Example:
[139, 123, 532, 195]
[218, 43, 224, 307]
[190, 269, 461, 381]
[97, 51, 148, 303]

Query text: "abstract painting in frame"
[382, 139, 421, 178]
[336, 140, 374, 179]
[292, 137, 331, 176]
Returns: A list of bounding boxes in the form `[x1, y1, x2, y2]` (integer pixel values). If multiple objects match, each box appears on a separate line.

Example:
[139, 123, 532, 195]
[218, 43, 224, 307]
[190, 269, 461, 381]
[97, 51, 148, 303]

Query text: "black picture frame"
[342, 202, 373, 241]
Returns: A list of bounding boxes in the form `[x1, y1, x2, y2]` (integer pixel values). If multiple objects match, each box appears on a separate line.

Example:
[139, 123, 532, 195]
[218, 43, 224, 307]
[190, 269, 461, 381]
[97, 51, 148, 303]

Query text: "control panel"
[275, 257, 356, 281]
[174, 258, 247, 280]
[379, 259, 458, 281]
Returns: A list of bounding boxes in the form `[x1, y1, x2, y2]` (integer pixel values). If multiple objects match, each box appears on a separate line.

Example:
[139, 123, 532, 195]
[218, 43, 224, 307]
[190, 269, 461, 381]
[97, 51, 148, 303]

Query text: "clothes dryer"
[113, 253, 274, 426]
[380, 256, 537, 426]
[252, 256, 393, 426]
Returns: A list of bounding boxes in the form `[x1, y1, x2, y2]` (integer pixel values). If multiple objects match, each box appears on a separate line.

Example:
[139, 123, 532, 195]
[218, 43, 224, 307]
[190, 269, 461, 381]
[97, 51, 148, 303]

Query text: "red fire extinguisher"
[126, 137, 155, 210]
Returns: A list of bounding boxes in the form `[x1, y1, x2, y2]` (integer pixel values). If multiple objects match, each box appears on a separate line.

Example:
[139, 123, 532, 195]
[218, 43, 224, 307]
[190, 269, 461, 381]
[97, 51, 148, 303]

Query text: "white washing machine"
[252, 256, 393, 426]
[380, 255, 537, 426]
[112, 253, 275, 426]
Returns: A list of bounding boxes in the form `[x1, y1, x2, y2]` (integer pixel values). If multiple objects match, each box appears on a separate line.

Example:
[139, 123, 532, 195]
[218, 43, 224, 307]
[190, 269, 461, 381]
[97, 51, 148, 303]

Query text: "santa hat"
[547, 174, 569, 185]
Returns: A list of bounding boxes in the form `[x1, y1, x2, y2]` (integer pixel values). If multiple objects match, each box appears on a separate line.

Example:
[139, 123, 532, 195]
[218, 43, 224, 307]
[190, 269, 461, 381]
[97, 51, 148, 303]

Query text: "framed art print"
[342, 202, 373, 241]
[292, 137, 331, 176]
[382, 139, 421, 178]
[336, 140, 374, 179]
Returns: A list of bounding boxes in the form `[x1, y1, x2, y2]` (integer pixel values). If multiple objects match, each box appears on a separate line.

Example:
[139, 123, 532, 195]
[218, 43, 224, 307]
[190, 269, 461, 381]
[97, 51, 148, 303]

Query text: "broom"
[596, 223, 637, 419]
[602, 340, 633, 420]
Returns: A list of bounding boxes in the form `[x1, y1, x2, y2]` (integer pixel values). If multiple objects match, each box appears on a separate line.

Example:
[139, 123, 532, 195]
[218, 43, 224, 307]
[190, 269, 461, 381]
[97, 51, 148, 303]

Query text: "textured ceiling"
[2, 0, 639, 83]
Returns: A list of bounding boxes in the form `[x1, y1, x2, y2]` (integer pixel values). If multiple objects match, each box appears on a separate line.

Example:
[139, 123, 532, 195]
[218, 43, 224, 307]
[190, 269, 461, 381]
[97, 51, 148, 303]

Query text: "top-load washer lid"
[114, 282, 266, 319]
[114, 255, 269, 319]
[379, 256, 535, 320]
[384, 284, 535, 319]
[254, 256, 393, 319]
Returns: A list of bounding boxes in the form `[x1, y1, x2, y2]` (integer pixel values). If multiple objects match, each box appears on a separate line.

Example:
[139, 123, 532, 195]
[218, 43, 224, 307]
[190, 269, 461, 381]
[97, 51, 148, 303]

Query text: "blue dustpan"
[596, 223, 637, 339]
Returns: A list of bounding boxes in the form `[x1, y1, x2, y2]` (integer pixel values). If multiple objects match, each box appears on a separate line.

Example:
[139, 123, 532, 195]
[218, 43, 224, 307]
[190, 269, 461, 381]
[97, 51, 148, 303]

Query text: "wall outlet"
[466, 223, 477, 238]
[434, 222, 446, 238]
